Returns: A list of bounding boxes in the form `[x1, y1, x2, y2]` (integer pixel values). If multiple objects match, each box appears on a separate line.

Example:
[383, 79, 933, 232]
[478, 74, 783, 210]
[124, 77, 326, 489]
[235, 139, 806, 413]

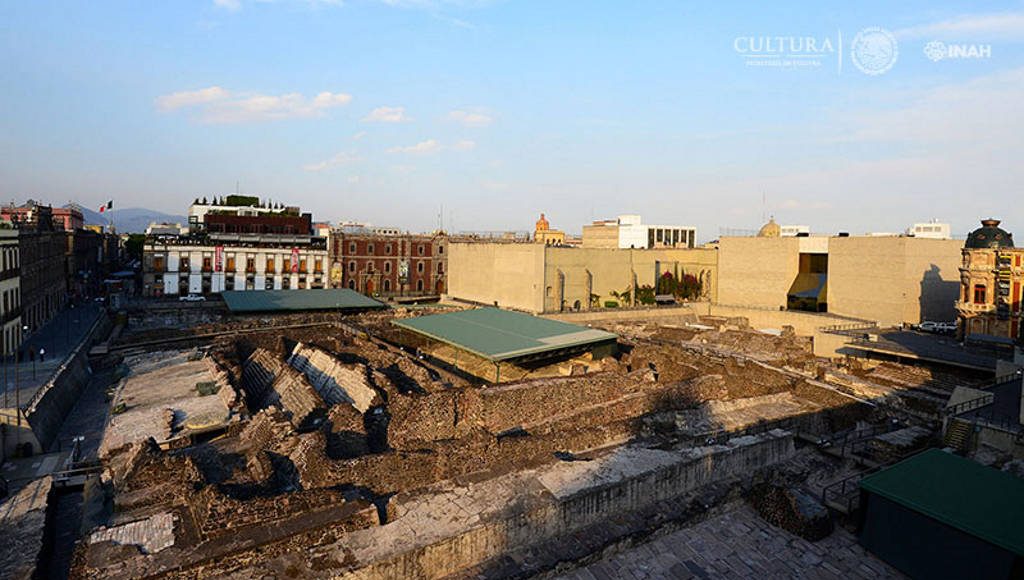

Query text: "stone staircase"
[241, 348, 284, 407]
[268, 367, 325, 429]
[287, 343, 378, 413]
[943, 418, 972, 452]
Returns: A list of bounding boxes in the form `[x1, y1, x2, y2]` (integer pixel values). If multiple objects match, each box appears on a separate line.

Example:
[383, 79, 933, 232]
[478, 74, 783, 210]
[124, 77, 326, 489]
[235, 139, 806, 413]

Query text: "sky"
[1, 1, 1023, 241]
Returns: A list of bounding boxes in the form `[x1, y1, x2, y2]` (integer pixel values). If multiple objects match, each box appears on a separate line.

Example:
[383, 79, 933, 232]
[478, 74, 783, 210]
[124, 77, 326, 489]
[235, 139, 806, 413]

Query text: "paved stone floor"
[556, 502, 904, 580]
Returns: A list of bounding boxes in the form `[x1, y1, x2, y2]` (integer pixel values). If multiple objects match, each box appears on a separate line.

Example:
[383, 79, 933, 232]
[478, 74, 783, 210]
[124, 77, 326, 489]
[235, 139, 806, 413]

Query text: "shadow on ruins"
[61, 308, 966, 579]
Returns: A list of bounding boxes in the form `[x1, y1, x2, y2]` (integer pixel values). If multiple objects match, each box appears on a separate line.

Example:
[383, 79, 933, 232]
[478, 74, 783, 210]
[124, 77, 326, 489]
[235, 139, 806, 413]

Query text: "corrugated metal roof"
[860, 449, 1024, 556]
[391, 307, 617, 362]
[221, 289, 386, 313]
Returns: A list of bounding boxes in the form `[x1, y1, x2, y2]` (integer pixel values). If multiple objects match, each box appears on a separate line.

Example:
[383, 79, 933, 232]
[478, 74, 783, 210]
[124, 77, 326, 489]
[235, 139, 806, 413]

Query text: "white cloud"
[155, 86, 230, 111]
[155, 87, 352, 123]
[388, 139, 442, 155]
[386, 138, 477, 155]
[446, 109, 492, 127]
[303, 151, 362, 172]
[363, 106, 411, 123]
[347, 175, 361, 183]
[897, 12, 1024, 40]
[352, 131, 368, 140]
[213, 0, 343, 11]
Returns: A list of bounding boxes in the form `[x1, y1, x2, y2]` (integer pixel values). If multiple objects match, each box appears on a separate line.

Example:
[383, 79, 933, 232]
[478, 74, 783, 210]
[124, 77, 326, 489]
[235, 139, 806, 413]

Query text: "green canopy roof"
[860, 449, 1024, 556]
[392, 307, 617, 362]
[221, 289, 386, 313]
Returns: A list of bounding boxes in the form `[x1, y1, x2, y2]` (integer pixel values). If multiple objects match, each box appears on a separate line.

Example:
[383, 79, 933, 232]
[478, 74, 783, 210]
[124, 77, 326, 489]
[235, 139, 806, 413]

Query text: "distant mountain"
[67, 204, 187, 234]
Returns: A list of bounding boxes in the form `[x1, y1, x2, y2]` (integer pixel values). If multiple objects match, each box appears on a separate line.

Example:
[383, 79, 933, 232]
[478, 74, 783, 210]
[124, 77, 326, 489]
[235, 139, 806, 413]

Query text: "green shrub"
[196, 381, 221, 396]
[604, 301, 619, 308]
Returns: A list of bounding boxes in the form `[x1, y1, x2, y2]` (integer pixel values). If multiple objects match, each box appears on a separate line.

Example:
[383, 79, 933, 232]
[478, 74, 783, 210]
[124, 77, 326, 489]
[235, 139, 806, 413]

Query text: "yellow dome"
[535, 213, 550, 232]
[758, 218, 781, 238]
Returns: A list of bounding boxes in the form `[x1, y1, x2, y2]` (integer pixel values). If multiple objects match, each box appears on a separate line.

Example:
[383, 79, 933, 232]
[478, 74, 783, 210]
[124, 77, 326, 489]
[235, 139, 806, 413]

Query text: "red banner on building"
[215, 246, 223, 272]
[291, 247, 299, 273]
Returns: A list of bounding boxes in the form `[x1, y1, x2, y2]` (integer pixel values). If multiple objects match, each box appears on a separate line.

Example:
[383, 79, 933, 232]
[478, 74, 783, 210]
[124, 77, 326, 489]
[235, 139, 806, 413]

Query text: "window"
[299, 258, 307, 272]
[226, 257, 236, 271]
[367, 261, 374, 273]
[349, 261, 356, 272]
[368, 243, 374, 255]
[384, 261, 392, 273]
[266, 257, 275, 273]
[974, 284, 987, 304]
[283, 258, 291, 272]
[385, 243, 392, 255]
[438, 262, 444, 274]
[383, 279, 391, 292]
[438, 245, 443, 254]
[416, 279, 424, 291]
[348, 280, 355, 289]
[246, 257, 255, 272]
[418, 244, 424, 255]
[202, 257, 212, 272]
[180, 257, 190, 272]
[417, 261, 424, 273]
[349, 242, 356, 253]
[314, 258, 323, 273]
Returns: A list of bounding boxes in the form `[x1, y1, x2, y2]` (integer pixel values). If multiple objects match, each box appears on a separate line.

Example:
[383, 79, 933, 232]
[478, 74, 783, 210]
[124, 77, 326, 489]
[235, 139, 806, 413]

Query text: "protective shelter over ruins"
[221, 288, 386, 313]
[392, 307, 617, 375]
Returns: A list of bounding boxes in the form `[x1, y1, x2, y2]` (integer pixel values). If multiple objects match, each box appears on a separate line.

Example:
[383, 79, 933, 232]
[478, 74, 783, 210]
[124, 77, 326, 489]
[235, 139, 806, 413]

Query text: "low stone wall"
[24, 314, 112, 452]
[343, 430, 795, 579]
[544, 302, 709, 323]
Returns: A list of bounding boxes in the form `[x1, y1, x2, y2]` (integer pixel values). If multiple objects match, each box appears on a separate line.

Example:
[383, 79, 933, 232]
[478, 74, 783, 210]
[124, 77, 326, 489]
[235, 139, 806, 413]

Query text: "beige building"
[717, 231, 963, 326]
[582, 215, 696, 250]
[447, 243, 717, 313]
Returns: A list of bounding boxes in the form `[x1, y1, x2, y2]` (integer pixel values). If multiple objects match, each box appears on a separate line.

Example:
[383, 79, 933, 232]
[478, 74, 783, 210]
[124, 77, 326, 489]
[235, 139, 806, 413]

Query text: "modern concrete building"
[716, 228, 963, 326]
[447, 242, 717, 313]
[907, 221, 952, 239]
[582, 215, 696, 250]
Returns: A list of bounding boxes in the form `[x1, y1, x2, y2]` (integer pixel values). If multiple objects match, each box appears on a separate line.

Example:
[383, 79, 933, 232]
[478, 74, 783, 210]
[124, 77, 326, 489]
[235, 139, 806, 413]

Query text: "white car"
[917, 321, 939, 333]
[179, 294, 206, 302]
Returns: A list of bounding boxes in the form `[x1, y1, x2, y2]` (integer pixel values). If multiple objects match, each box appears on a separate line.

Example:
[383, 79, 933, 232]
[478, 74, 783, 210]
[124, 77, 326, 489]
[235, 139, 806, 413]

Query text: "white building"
[187, 197, 298, 229]
[584, 214, 696, 249]
[907, 221, 952, 240]
[780, 225, 811, 237]
[143, 235, 328, 296]
[145, 222, 188, 236]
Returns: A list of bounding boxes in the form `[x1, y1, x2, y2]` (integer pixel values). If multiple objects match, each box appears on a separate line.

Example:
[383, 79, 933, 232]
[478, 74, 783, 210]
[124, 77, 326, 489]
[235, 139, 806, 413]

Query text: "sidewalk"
[0, 302, 104, 409]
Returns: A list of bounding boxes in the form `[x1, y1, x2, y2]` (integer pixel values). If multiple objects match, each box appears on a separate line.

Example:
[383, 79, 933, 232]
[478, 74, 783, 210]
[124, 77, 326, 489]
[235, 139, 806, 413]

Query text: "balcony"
[956, 300, 995, 314]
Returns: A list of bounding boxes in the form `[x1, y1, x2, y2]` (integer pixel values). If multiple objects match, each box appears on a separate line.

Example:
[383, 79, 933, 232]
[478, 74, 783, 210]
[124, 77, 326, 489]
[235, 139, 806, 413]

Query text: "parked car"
[935, 321, 958, 334]
[179, 294, 206, 302]
[917, 320, 957, 335]
[917, 321, 939, 333]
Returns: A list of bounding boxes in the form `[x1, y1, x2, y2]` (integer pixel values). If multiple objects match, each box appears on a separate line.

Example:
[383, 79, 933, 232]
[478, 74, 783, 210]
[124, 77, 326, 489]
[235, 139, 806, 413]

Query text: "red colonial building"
[330, 230, 447, 297]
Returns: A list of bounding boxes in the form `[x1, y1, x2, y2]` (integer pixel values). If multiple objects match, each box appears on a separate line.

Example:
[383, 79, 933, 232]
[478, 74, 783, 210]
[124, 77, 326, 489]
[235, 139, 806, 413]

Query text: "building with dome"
[533, 213, 565, 246]
[757, 218, 781, 238]
[957, 219, 1023, 342]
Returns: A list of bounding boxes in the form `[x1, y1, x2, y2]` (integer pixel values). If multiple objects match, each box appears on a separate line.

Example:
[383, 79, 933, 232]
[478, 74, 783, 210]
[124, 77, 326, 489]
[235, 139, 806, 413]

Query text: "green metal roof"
[391, 307, 617, 362]
[860, 449, 1024, 556]
[221, 289, 386, 313]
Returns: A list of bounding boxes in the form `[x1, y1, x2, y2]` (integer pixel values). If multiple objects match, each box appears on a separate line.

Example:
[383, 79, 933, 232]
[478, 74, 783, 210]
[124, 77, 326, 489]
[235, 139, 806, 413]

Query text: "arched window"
[384, 261, 392, 273]
[349, 261, 356, 272]
[416, 279, 424, 291]
[417, 261, 424, 273]
[383, 279, 391, 292]
[349, 242, 356, 253]
[367, 243, 374, 255]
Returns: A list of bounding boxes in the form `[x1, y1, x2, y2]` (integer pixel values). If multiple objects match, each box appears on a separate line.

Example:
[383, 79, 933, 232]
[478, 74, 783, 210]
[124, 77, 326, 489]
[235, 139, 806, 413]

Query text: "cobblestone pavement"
[556, 502, 904, 580]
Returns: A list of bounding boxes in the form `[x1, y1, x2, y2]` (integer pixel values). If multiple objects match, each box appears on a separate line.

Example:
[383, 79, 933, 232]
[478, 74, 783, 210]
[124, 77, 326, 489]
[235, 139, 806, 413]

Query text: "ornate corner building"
[957, 219, 1022, 342]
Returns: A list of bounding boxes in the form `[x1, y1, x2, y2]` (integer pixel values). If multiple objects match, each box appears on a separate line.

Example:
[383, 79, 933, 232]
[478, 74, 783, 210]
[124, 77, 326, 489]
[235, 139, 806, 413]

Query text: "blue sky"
[1, 1, 1023, 240]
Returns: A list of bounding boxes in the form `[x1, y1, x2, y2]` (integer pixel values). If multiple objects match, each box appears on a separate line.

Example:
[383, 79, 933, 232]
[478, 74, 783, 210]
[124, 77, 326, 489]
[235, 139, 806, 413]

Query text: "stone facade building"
[0, 229, 22, 355]
[329, 230, 447, 297]
[143, 199, 328, 296]
[956, 219, 1021, 341]
[582, 214, 697, 250]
